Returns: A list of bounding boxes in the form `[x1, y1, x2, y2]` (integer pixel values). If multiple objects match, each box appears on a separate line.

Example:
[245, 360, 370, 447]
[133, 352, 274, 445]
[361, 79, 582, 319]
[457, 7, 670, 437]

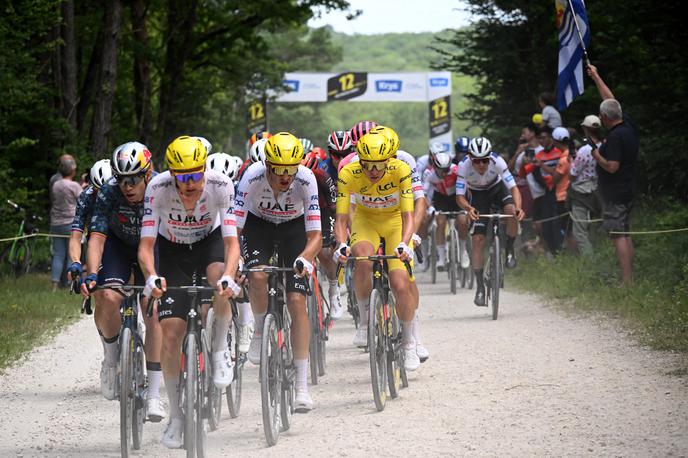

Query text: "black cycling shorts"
[470, 182, 514, 236]
[157, 228, 225, 321]
[97, 235, 153, 286]
[321, 209, 334, 245]
[432, 192, 461, 212]
[242, 212, 309, 295]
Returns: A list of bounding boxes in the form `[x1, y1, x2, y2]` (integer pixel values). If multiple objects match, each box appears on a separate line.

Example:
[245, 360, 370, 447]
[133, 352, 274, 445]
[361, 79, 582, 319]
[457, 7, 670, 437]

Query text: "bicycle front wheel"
[196, 336, 208, 458]
[119, 328, 133, 458]
[490, 236, 501, 320]
[307, 280, 319, 385]
[131, 338, 146, 450]
[368, 289, 387, 411]
[449, 229, 458, 294]
[226, 316, 243, 418]
[386, 301, 402, 399]
[260, 314, 281, 446]
[204, 311, 222, 432]
[183, 335, 198, 458]
[430, 230, 437, 284]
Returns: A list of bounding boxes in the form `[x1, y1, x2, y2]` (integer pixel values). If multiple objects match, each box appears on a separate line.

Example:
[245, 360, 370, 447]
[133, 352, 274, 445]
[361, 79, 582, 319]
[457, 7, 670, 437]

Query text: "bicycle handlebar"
[478, 213, 514, 219]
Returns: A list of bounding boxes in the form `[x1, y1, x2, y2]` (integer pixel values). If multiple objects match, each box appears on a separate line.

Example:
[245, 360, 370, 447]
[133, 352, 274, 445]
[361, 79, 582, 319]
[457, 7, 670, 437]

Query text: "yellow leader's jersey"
[336, 158, 414, 218]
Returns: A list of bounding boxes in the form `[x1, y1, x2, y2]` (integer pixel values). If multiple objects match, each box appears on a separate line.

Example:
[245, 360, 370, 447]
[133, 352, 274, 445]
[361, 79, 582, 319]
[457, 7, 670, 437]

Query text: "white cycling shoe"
[460, 247, 470, 269]
[146, 396, 166, 423]
[295, 389, 313, 413]
[416, 344, 430, 362]
[100, 361, 117, 401]
[248, 334, 262, 365]
[212, 350, 234, 388]
[237, 322, 254, 354]
[404, 347, 421, 371]
[162, 417, 184, 449]
[329, 289, 344, 320]
[353, 327, 368, 348]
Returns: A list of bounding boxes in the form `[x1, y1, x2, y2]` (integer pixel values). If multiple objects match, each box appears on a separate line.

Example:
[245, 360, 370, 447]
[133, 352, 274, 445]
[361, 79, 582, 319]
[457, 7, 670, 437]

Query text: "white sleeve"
[302, 170, 322, 233]
[455, 161, 468, 196]
[140, 179, 160, 238]
[217, 178, 238, 238]
[495, 156, 516, 190]
[234, 173, 251, 230]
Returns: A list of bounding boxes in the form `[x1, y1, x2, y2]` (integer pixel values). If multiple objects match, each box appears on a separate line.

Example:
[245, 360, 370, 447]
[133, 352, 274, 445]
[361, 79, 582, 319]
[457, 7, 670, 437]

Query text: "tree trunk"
[89, 0, 122, 159]
[77, 24, 104, 135]
[132, 0, 153, 146]
[154, 0, 198, 152]
[60, 0, 78, 130]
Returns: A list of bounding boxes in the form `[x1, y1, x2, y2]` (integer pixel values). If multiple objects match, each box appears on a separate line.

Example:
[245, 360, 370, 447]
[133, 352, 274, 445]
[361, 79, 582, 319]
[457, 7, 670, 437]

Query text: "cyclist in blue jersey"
[80, 142, 165, 422]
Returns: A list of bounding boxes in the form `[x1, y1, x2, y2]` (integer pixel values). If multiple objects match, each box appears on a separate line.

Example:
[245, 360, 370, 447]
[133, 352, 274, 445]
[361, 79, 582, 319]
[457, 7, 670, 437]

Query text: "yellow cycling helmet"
[264, 132, 304, 165]
[369, 125, 400, 155]
[356, 131, 394, 162]
[165, 136, 207, 171]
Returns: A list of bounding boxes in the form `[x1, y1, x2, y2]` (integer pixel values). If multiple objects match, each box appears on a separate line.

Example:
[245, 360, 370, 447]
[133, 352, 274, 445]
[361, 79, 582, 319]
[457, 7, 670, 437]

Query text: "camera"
[525, 148, 535, 159]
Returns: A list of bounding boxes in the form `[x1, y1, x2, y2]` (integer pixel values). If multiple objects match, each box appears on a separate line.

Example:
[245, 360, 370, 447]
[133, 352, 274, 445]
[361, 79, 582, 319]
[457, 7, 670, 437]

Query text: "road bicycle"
[428, 215, 438, 284]
[479, 213, 512, 320]
[1, 199, 41, 277]
[307, 262, 331, 385]
[437, 211, 474, 294]
[218, 294, 248, 419]
[339, 240, 412, 411]
[241, 259, 304, 446]
[344, 262, 359, 328]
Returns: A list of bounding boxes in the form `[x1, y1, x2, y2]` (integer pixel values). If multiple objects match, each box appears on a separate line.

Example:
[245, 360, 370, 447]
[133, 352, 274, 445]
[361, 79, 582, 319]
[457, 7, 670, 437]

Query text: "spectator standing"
[538, 92, 563, 129]
[587, 64, 639, 287]
[551, 127, 572, 247]
[49, 154, 76, 203]
[49, 155, 82, 291]
[569, 115, 603, 255]
[508, 123, 540, 238]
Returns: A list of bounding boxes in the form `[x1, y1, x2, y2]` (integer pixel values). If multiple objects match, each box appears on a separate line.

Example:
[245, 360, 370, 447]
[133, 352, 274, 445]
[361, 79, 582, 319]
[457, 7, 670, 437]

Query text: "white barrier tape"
[0, 232, 70, 243]
[609, 227, 688, 236]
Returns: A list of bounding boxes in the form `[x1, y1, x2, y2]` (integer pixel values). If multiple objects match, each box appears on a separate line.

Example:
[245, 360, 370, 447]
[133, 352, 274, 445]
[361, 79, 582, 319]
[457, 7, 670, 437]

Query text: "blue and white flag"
[555, 0, 590, 110]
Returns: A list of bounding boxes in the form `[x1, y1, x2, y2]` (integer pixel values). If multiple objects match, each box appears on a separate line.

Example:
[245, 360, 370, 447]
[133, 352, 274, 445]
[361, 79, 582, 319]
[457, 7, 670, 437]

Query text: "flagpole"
[566, 0, 591, 66]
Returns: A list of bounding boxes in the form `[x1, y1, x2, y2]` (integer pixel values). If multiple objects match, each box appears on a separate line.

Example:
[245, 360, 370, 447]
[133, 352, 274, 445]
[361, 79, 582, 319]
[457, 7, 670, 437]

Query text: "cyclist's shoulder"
[395, 150, 417, 168]
[387, 158, 412, 176]
[295, 165, 317, 186]
[240, 162, 267, 187]
[148, 170, 173, 189]
[204, 169, 233, 190]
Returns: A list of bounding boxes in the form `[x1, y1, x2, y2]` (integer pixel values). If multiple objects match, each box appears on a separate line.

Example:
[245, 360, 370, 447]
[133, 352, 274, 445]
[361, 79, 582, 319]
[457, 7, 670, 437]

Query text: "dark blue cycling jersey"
[71, 185, 97, 232]
[319, 158, 338, 182]
[88, 174, 156, 246]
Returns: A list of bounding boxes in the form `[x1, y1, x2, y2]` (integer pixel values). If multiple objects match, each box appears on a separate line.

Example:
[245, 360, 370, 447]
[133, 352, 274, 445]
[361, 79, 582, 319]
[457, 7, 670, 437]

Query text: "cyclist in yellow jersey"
[334, 131, 421, 371]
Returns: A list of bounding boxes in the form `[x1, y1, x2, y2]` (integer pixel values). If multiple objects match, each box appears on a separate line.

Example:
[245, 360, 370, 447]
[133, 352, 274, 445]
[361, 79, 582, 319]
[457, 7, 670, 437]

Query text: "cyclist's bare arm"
[86, 232, 106, 275]
[456, 194, 478, 221]
[412, 197, 427, 233]
[138, 236, 157, 280]
[301, 230, 323, 263]
[510, 186, 525, 220]
[68, 231, 83, 264]
[401, 211, 414, 247]
[221, 236, 240, 279]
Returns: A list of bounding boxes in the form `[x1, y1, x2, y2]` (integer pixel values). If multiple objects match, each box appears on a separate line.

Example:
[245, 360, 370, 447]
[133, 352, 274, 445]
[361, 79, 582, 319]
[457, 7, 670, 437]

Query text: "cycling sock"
[357, 298, 370, 325]
[103, 334, 119, 366]
[401, 320, 416, 349]
[475, 269, 485, 289]
[412, 311, 422, 344]
[97, 329, 106, 353]
[254, 312, 266, 335]
[146, 363, 162, 398]
[164, 376, 182, 419]
[294, 358, 308, 391]
[238, 302, 253, 326]
[212, 313, 231, 353]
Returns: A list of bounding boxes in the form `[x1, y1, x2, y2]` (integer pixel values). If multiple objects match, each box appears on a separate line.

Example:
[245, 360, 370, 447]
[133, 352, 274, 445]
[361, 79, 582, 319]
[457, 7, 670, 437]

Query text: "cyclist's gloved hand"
[426, 205, 436, 216]
[333, 242, 350, 264]
[411, 233, 422, 248]
[80, 273, 98, 298]
[294, 256, 313, 277]
[218, 275, 241, 297]
[144, 275, 165, 298]
[67, 261, 82, 282]
[396, 242, 413, 261]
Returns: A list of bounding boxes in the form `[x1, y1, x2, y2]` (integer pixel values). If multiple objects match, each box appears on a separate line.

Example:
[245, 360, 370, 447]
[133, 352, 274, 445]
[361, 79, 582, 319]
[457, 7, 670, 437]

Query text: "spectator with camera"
[587, 64, 639, 286]
[509, 123, 541, 241]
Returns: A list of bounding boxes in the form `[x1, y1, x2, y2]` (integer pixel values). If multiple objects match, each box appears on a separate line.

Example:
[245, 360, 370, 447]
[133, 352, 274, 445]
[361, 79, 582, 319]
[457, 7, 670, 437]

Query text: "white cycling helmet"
[195, 136, 212, 155]
[230, 155, 243, 172]
[431, 151, 453, 170]
[89, 159, 113, 189]
[206, 152, 239, 180]
[112, 141, 152, 175]
[249, 137, 268, 163]
[468, 136, 492, 158]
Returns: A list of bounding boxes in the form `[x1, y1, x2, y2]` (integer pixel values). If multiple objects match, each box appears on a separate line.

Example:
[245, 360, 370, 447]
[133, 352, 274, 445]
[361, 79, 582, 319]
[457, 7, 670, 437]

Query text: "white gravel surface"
[1, 270, 687, 457]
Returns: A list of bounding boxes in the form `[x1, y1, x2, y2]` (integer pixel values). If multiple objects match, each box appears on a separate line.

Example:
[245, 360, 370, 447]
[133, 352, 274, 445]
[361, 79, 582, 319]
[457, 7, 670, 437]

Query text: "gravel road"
[2, 271, 687, 457]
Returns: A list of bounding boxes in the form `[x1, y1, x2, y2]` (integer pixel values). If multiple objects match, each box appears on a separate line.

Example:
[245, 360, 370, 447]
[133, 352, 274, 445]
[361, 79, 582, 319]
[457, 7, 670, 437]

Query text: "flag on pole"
[555, 0, 590, 110]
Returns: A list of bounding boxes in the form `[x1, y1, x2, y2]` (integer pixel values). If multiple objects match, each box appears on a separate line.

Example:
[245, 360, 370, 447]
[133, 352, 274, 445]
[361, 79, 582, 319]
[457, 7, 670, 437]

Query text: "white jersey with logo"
[415, 154, 431, 180]
[234, 162, 321, 232]
[346, 149, 425, 201]
[455, 153, 516, 196]
[141, 169, 237, 244]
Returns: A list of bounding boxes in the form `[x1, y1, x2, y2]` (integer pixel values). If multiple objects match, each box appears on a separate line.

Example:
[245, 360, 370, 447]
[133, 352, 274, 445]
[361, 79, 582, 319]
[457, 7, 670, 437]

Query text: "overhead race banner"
[274, 72, 453, 150]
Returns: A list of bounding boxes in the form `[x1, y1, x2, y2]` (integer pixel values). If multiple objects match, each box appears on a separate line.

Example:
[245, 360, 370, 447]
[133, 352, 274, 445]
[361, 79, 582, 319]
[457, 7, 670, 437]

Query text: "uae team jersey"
[140, 169, 237, 243]
[336, 158, 414, 217]
[422, 163, 458, 201]
[234, 162, 321, 232]
[455, 153, 516, 195]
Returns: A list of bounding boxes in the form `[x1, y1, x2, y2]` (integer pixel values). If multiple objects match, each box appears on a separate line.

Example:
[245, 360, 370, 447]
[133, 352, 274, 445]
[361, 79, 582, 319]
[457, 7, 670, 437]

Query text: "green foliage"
[511, 198, 688, 352]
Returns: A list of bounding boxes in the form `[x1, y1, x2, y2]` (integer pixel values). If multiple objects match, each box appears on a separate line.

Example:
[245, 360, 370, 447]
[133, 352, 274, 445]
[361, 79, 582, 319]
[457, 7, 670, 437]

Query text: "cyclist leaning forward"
[455, 137, 524, 307]
[235, 132, 322, 412]
[334, 129, 422, 371]
[80, 142, 164, 420]
[138, 135, 242, 448]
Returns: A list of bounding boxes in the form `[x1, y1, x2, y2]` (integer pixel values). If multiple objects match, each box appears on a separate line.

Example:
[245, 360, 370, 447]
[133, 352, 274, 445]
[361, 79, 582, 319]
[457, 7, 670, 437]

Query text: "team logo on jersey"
[308, 203, 319, 211]
[377, 182, 396, 192]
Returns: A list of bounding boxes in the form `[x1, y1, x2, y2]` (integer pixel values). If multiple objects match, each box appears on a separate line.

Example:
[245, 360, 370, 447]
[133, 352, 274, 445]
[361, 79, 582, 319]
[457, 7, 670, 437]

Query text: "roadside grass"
[0, 274, 81, 371]
[511, 198, 688, 354]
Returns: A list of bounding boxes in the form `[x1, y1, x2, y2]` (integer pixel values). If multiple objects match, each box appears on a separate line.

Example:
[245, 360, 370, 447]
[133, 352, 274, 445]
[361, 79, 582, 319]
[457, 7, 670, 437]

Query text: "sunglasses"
[173, 171, 204, 183]
[360, 160, 389, 172]
[268, 163, 299, 176]
[471, 158, 490, 165]
[116, 173, 146, 187]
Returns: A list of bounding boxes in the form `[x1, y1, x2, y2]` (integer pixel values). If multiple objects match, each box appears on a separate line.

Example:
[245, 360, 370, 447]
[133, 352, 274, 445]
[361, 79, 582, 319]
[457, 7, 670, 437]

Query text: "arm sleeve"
[71, 188, 94, 232]
[140, 185, 160, 238]
[336, 167, 353, 215]
[234, 175, 250, 230]
[218, 183, 238, 238]
[303, 171, 322, 233]
[322, 171, 337, 212]
[496, 156, 517, 190]
[455, 162, 468, 196]
[422, 169, 435, 202]
[399, 164, 414, 213]
[88, 186, 114, 236]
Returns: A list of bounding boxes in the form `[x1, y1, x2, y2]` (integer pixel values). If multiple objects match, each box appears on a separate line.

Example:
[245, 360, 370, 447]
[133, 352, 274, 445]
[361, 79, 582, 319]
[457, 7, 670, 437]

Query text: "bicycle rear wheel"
[226, 316, 243, 418]
[183, 335, 198, 458]
[368, 289, 387, 411]
[260, 314, 281, 446]
[131, 339, 145, 450]
[119, 328, 133, 458]
[490, 236, 501, 320]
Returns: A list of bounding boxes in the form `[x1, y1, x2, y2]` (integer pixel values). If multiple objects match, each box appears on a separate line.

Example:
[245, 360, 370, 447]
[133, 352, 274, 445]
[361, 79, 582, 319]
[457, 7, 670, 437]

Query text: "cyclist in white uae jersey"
[235, 132, 322, 412]
[455, 137, 524, 307]
[138, 136, 241, 448]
